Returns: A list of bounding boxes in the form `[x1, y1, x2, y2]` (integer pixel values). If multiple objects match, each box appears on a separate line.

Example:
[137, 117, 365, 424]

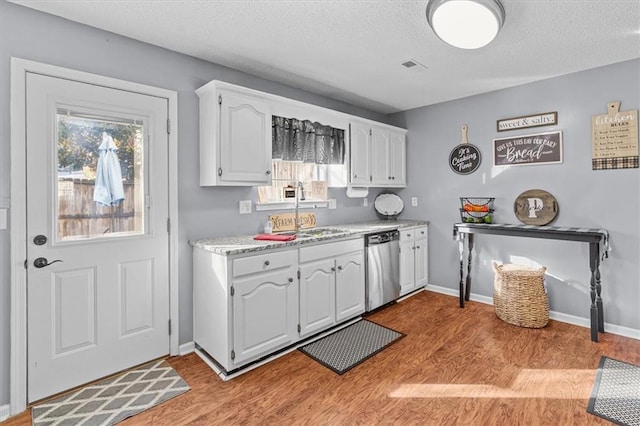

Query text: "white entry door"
[26, 72, 170, 402]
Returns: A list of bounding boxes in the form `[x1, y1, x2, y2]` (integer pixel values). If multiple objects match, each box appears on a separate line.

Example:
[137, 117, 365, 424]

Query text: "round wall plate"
[374, 193, 404, 219]
[513, 189, 559, 225]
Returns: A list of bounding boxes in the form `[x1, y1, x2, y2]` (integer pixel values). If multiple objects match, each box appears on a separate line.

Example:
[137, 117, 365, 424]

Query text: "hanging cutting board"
[449, 125, 482, 174]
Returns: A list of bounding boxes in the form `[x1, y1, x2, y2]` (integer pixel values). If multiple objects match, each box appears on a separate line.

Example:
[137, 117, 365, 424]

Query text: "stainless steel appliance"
[365, 229, 400, 311]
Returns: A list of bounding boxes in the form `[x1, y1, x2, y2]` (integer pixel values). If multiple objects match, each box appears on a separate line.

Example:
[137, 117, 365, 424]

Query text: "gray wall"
[0, 0, 387, 407]
[390, 59, 640, 333]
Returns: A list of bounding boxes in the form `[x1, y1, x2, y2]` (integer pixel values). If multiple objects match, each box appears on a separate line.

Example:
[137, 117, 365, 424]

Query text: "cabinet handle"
[416, 245, 421, 249]
[388, 176, 392, 179]
[354, 174, 357, 178]
[337, 265, 343, 271]
[420, 231, 425, 235]
[406, 233, 411, 237]
[331, 267, 336, 272]
[288, 277, 293, 282]
[266, 170, 271, 175]
[264, 260, 270, 266]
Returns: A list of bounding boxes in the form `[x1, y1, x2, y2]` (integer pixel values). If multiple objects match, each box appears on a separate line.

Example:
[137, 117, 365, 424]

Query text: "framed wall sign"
[591, 101, 638, 170]
[497, 112, 557, 132]
[449, 125, 482, 175]
[493, 131, 563, 166]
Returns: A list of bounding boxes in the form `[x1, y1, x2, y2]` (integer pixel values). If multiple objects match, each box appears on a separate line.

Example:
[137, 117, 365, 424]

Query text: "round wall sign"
[513, 189, 559, 225]
[449, 143, 481, 175]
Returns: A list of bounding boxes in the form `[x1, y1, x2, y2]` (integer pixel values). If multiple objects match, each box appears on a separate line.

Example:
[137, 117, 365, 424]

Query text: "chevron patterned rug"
[31, 359, 190, 425]
[587, 356, 640, 426]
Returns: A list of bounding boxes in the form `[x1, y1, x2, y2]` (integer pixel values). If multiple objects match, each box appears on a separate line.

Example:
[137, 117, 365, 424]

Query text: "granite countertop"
[189, 219, 429, 255]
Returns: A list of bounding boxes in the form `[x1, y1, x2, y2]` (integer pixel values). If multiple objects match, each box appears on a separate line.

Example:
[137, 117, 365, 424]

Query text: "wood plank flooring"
[5, 290, 639, 425]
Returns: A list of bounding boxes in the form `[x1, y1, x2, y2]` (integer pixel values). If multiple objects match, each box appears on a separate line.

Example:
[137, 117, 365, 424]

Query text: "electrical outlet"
[239, 200, 252, 214]
[328, 199, 337, 209]
[0, 209, 6, 230]
[363, 198, 369, 207]
[411, 197, 418, 207]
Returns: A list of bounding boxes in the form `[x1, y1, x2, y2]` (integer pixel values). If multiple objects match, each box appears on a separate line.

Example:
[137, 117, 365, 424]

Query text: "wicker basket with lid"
[492, 262, 549, 328]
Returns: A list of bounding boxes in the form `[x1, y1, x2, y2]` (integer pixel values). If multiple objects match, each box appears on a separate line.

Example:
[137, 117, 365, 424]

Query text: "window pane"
[56, 109, 145, 241]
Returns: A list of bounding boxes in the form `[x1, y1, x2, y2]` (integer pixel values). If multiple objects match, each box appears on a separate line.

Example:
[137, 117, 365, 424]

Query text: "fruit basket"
[459, 197, 495, 223]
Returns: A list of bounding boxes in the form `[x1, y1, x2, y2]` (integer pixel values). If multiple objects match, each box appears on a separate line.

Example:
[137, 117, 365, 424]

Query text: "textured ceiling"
[7, 0, 640, 114]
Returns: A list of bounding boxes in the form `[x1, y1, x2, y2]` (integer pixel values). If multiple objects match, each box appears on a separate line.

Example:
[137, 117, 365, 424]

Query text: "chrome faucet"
[295, 181, 303, 234]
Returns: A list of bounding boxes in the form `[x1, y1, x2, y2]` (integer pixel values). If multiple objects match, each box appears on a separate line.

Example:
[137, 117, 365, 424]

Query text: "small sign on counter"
[269, 212, 316, 232]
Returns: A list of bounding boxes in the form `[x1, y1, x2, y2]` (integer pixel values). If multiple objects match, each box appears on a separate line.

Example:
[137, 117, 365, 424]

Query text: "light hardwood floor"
[5, 291, 639, 425]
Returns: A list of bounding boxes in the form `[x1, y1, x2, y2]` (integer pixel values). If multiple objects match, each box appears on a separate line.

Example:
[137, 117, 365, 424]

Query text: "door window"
[56, 108, 146, 241]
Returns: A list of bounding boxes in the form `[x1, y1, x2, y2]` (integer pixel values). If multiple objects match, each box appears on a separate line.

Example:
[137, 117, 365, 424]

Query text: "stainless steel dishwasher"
[365, 229, 400, 311]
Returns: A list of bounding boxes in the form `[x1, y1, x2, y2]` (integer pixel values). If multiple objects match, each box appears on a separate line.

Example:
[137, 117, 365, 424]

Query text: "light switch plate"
[328, 199, 337, 209]
[0, 208, 6, 230]
[363, 198, 369, 207]
[239, 200, 252, 215]
[411, 197, 418, 207]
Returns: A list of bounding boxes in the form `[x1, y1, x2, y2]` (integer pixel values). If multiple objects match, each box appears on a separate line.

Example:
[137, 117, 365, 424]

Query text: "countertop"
[189, 219, 429, 255]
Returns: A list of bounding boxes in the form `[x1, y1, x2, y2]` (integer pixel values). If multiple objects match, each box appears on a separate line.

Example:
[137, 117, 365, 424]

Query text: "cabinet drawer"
[233, 250, 296, 278]
[414, 226, 428, 240]
[299, 238, 363, 263]
[400, 229, 415, 241]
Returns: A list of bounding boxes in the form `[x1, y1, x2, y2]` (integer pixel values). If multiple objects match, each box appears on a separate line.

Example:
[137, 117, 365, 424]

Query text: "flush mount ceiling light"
[426, 0, 505, 49]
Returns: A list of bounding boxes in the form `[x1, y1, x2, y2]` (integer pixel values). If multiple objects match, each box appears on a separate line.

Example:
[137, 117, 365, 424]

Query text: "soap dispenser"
[263, 219, 273, 234]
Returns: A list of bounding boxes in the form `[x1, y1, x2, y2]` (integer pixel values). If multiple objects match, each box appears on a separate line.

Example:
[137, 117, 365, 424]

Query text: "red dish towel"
[253, 234, 297, 241]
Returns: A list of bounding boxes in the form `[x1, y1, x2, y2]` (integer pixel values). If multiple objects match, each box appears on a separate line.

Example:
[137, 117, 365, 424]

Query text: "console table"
[452, 223, 610, 342]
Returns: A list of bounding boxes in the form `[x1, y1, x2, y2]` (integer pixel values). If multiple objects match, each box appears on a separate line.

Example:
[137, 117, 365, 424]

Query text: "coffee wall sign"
[497, 112, 557, 132]
[449, 125, 482, 175]
[591, 101, 638, 170]
[493, 131, 563, 166]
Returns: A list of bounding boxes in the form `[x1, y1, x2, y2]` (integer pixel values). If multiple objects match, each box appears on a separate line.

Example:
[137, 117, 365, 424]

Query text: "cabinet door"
[335, 251, 365, 322]
[399, 239, 415, 296]
[350, 122, 371, 185]
[370, 126, 391, 186]
[299, 259, 336, 337]
[232, 265, 297, 365]
[414, 234, 429, 288]
[219, 90, 271, 184]
[389, 130, 406, 186]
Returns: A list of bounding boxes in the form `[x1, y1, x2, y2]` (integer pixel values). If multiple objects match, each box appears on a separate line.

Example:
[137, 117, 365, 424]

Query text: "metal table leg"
[458, 235, 465, 308]
[465, 234, 474, 302]
[589, 242, 603, 342]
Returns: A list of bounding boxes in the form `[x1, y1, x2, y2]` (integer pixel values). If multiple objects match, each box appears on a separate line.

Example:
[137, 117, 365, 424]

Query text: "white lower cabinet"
[193, 247, 298, 371]
[399, 226, 429, 296]
[299, 238, 365, 337]
[194, 237, 365, 372]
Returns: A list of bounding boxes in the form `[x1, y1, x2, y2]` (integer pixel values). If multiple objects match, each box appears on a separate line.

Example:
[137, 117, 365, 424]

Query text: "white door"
[26, 72, 170, 402]
[299, 259, 335, 337]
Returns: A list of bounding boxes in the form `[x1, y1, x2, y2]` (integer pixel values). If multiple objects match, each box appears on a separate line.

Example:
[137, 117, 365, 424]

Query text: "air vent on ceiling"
[401, 59, 428, 73]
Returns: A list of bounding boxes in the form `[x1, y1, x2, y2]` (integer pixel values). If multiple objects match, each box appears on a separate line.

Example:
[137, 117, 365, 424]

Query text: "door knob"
[33, 257, 63, 268]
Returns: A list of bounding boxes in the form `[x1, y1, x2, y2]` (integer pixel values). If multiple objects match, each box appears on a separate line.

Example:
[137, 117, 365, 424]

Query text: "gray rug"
[299, 320, 404, 374]
[32, 359, 190, 425]
[587, 356, 640, 426]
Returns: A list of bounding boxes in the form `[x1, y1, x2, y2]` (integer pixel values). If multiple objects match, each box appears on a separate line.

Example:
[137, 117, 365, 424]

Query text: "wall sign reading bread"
[591, 101, 638, 170]
[493, 131, 563, 166]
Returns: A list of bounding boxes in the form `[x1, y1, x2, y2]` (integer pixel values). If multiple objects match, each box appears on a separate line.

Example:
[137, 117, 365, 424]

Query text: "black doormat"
[587, 356, 640, 426]
[299, 320, 404, 375]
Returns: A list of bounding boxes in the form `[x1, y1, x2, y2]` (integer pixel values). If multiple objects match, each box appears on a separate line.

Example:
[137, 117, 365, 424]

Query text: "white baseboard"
[425, 284, 640, 341]
[178, 341, 195, 356]
[1, 404, 10, 422]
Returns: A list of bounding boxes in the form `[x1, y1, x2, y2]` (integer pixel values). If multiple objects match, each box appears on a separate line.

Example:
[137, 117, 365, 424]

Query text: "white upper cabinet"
[196, 82, 271, 186]
[350, 121, 371, 186]
[349, 121, 407, 188]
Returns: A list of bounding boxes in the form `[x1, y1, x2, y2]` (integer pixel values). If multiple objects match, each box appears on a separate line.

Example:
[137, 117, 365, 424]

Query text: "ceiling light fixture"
[426, 0, 505, 49]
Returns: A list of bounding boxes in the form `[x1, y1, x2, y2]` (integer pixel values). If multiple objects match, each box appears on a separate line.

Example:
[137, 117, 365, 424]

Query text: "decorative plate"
[374, 193, 404, 218]
[513, 189, 559, 225]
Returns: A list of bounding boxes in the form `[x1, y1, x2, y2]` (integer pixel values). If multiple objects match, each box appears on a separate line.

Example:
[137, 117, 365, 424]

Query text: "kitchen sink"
[297, 228, 349, 237]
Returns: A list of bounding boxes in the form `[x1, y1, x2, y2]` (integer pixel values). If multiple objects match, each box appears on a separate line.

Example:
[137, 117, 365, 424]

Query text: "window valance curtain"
[272, 116, 345, 164]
